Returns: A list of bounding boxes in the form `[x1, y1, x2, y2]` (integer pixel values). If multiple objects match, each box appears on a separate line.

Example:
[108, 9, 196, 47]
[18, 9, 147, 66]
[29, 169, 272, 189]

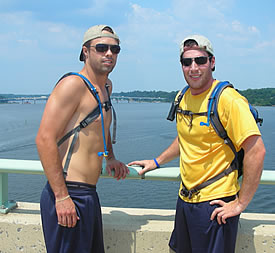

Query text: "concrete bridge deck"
[1, 202, 275, 252]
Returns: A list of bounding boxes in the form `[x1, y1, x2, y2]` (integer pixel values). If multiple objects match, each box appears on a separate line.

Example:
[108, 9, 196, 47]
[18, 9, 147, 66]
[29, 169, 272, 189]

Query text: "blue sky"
[0, 0, 275, 94]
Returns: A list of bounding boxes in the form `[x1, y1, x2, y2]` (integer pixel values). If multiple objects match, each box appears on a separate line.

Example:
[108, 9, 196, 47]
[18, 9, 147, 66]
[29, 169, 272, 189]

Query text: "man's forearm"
[156, 137, 180, 166]
[37, 138, 68, 199]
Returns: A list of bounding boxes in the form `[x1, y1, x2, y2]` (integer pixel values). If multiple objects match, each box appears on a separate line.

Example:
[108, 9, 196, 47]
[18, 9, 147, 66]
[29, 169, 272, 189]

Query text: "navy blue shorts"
[40, 181, 104, 253]
[169, 195, 240, 253]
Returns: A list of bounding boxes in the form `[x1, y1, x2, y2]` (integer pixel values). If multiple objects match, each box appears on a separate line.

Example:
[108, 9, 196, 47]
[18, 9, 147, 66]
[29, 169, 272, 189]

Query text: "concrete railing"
[1, 158, 275, 214]
[0, 159, 275, 252]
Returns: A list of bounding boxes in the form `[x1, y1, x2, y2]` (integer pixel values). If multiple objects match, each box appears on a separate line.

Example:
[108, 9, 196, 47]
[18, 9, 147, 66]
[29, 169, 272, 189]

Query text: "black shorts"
[40, 181, 104, 253]
[169, 195, 240, 253]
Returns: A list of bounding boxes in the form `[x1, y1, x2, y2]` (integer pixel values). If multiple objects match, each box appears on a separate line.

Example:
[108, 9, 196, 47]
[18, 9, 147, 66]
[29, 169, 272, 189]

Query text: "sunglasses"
[180, 56, 212, 67]
[89, 44, 121, 54]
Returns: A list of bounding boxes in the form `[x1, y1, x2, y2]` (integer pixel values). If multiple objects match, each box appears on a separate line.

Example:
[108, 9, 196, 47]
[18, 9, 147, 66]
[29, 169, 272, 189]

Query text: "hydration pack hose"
[71, 72, 109, 157]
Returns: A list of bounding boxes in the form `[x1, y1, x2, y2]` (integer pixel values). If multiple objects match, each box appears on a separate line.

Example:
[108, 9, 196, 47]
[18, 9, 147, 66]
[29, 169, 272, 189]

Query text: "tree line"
[112, 90, 178, 102]
[113, 87, 275, 106]
[1, 87, 275, 106]
[238, 88, 275, 106]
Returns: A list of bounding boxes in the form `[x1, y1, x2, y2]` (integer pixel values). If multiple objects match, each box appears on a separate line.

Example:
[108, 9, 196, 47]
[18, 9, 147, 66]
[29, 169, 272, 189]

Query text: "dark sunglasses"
[180, 56, 212, 67]
[89, 44, 121, 54]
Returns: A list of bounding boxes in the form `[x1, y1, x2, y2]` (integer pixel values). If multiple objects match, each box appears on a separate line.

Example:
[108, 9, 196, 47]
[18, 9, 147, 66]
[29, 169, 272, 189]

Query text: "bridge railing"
[0, 158, 274, 213]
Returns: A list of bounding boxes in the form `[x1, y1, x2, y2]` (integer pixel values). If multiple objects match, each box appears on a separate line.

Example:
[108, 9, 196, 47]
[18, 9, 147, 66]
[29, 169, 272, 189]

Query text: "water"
[0, 102, 274, 213]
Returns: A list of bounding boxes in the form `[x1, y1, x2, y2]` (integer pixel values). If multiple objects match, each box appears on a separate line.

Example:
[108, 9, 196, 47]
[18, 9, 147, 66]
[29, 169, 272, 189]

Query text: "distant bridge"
[0, 96, 48, 104]
[111, 96, 166, 103]
[0, 96, 166, 104]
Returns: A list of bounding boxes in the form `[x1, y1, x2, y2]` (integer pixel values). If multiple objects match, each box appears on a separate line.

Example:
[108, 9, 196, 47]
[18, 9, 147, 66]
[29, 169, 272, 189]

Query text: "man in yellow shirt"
[129, 35, 265, 253]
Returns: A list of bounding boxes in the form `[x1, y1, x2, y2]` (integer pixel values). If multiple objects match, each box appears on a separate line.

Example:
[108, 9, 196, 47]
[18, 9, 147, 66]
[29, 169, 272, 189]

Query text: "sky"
[0, 0, 275, 94]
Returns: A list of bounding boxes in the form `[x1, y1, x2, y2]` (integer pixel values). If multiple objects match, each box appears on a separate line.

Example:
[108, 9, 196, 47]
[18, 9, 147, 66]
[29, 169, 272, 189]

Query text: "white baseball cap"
[180, 34, 214, 56]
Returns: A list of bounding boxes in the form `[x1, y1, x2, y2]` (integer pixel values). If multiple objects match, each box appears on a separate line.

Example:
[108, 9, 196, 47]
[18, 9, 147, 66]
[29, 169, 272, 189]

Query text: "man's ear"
[83, 46, 89, 60]
[211, 56, 215, 71]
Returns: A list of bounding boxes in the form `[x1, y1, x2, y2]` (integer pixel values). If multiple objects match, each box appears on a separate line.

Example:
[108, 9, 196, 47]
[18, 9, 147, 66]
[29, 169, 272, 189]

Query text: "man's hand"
[105, 158, 129, 180]
[55, 197, 80, 228]
[210, 197, 244, 225]
[128, 160, 157, 175]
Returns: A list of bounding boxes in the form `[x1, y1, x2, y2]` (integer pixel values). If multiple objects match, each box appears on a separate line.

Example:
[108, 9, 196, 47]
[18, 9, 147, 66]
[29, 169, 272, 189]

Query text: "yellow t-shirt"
[176, 80, 261, 203]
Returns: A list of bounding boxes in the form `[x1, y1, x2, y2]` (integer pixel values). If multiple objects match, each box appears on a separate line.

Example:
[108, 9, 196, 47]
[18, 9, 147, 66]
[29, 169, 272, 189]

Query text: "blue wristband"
[153, 158, 160, 168]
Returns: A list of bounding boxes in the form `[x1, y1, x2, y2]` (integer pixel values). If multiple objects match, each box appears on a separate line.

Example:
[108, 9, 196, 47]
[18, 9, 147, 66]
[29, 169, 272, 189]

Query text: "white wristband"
[56, 195, 70, 203]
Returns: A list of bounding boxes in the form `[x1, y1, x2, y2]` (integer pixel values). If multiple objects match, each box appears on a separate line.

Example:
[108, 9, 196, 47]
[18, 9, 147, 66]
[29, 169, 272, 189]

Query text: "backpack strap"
[178, 86, 189, 103]
[178, 81, 240, 199]
[57, 106, 101, 147]
[167, 86, 189, 121]
[56, 72, 98, 100]
[249, 104, 263, 126]
[180, 160, 238, 199]
[209, 81, 262, 179]
[208, 81, 238, 155]
[56, 72, 116, 177]
[105, 83, 117, 144]
[167, 86, 208, 125]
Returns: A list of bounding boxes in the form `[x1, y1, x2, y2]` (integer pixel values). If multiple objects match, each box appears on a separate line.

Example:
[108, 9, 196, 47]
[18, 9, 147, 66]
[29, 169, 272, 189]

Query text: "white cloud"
[231, 20, 243, 33]
[0, 10, 81, 54]
[0, 1, 274, 92]
[255, 39, 275, 50]
[212, 0, 235, 10]
[171, 0, 225, 23]
[17, 39, 37, 46]
[78, 0, 127, 17]
[249, 26, 260, 35]
[230, 21, 260, 37]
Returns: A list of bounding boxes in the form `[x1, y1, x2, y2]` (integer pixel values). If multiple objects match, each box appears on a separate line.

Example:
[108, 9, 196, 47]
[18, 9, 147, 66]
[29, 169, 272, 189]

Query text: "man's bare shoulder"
[43, 74, 89, 122]
[52, 75, 87, 100]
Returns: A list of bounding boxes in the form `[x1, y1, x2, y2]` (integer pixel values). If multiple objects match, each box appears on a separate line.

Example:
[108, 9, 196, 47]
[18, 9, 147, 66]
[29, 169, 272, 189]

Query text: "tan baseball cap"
[180, 34, 214, 56]
[79, 25, 120, 61]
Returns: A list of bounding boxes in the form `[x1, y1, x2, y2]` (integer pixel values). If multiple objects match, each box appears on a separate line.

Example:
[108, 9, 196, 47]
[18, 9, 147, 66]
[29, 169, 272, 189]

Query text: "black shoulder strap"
[57, 106, 100, 147]
[167, 86, 189, 121]
[105, 83, 117, 144]
[56, 72, 116, 176]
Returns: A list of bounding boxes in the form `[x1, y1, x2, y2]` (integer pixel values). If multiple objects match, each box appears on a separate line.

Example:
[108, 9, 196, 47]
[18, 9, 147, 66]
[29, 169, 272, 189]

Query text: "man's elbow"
[35, 131, 51, 151]
[35, 132, 42, 148]
[259, 145, 266, 165]
[253, 140, 266, 175]
[257, 137, 266, 164]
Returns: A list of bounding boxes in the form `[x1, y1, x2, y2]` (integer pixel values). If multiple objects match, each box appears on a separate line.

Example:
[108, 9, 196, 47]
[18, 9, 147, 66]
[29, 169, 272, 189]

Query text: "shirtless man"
[36, 25, 129, 253]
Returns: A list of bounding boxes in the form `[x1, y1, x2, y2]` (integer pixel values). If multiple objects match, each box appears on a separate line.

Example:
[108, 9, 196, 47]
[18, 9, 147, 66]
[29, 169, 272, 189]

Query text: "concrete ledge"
[236, 213, 275, 252]
[102, 207, 175, 252]
[0, 202, 44, 252]
[0, 202, 275, 252]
